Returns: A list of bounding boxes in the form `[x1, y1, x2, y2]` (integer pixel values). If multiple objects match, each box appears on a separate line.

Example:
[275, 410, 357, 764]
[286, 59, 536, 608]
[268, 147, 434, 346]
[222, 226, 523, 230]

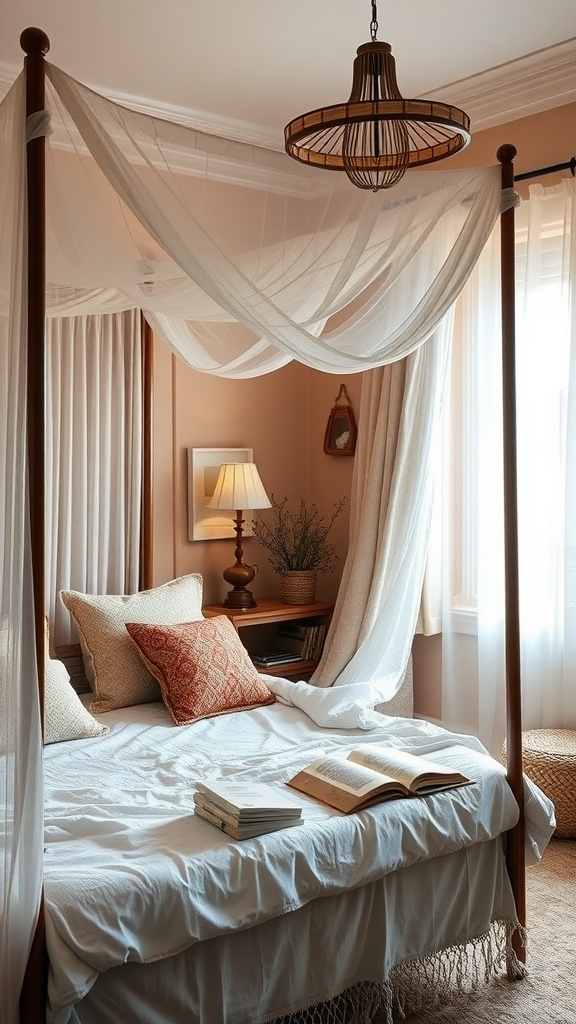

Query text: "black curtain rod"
[514, 157, 576, 182]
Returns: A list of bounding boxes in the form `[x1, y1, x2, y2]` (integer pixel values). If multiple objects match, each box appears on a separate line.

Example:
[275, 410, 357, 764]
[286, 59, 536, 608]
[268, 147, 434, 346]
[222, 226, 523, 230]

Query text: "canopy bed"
[0, 27, 554, 1024]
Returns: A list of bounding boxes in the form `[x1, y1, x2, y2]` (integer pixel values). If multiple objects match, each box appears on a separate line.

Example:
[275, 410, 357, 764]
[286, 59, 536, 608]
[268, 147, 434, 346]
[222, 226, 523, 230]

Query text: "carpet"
[397, 838, 576, 1024]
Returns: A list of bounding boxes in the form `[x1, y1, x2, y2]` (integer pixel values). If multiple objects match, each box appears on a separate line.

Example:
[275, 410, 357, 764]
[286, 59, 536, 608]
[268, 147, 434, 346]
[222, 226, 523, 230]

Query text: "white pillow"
[45, 656, 109, 744]
[60, 574, 204, 713]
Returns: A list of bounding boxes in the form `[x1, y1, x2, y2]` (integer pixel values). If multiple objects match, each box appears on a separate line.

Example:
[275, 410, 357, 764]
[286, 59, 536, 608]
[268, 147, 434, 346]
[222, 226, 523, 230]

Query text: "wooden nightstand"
[202, 599, 334, 678]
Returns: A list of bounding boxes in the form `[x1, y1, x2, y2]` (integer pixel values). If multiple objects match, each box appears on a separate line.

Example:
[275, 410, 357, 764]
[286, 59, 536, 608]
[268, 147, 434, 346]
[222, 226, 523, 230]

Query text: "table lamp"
[207, 462, 271, 609]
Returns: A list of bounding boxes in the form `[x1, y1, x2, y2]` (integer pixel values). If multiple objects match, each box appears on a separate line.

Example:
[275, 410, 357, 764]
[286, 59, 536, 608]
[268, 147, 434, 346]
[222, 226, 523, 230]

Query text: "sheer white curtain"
[515, 180, 576, 729]
[440, 179, 576, 755]
[313, 312, 453, 695]
[0, 75, 44, 1024]
[46, 310, 143, 646]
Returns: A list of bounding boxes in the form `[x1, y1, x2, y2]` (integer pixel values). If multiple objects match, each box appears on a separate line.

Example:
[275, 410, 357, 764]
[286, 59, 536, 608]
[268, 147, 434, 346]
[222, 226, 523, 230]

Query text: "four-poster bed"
[5, 26, 554, 1024]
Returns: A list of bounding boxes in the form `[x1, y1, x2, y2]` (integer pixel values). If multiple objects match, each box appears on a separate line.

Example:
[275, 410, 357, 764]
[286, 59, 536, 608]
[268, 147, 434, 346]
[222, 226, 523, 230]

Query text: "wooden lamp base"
[221, 514, 259, 609]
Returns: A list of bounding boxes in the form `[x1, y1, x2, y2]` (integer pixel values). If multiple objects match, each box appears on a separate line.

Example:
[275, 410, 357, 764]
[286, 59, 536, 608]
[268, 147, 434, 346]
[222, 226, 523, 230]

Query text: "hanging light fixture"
[284, 0, 470, 191]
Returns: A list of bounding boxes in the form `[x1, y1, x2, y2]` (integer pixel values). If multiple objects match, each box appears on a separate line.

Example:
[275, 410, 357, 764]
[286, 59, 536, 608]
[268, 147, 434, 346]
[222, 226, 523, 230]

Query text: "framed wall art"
[187, 447, 253, 541]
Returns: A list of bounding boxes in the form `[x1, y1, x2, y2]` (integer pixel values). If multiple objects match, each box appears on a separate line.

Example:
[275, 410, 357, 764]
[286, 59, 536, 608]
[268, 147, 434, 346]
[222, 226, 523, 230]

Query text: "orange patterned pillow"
[125, 616, 276, 725]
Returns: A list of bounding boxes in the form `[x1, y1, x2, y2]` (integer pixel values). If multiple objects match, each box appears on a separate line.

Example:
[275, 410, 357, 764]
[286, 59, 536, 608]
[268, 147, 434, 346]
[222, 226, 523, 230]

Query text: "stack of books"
[275, 620, 327, 661]
[250, 648, 305, 669]
[250, 620, 327, 670]
[194, 779, 304, 840]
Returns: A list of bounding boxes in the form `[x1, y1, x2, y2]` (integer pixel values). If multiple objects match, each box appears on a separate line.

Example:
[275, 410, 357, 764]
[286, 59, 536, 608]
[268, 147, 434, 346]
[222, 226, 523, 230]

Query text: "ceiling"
[1, 1, 575, 150]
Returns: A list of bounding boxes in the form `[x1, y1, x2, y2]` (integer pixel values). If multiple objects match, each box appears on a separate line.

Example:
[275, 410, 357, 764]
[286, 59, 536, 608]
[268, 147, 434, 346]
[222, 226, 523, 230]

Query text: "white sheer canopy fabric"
[34, 65, 504, 374]
[0, 60, 510, 1021]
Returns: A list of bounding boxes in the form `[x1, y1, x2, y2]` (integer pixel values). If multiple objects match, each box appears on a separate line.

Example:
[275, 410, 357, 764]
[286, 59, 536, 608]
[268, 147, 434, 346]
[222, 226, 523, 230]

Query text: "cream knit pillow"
[45, 656, 109, 744]
[60, 574, 204, 713]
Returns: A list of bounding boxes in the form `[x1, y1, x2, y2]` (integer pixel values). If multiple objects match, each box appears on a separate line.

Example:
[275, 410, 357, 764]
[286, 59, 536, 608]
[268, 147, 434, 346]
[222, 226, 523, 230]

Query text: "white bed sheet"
[43, 698, 554, 1022]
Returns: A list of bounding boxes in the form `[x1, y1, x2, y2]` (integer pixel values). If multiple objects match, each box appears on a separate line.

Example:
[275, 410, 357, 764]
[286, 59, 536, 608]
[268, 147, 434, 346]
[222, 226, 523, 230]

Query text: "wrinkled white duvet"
[43, 695, 554, 1022]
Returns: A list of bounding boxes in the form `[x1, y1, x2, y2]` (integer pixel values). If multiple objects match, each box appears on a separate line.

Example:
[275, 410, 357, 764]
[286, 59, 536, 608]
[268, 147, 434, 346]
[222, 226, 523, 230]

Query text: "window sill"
[449, 603, 478, 635]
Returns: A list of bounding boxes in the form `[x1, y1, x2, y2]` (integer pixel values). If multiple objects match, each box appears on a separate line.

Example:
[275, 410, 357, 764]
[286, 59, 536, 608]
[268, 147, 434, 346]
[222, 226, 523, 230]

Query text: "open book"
[287, 745, 473, 814]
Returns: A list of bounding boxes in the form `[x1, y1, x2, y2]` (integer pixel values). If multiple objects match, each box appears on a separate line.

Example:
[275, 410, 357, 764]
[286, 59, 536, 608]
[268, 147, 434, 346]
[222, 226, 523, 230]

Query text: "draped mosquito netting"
[0, 60, 513, 1019]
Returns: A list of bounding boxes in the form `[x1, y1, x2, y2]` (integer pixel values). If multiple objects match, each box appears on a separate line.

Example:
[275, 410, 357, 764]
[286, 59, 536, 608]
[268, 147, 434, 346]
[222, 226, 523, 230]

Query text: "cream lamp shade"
[208, 463, 271, 609]
[208, 463, 271, 513]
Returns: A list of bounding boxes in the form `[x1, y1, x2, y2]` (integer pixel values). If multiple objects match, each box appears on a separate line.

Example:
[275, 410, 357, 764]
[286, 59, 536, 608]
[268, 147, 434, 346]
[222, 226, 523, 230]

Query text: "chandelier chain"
[370, 0, 378, 41]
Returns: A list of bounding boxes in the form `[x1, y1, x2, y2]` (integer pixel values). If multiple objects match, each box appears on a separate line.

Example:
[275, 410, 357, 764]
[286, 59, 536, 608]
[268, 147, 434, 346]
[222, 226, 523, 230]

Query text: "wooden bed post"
[19, 25, 50, 1023]
[497, 144, 526, 967]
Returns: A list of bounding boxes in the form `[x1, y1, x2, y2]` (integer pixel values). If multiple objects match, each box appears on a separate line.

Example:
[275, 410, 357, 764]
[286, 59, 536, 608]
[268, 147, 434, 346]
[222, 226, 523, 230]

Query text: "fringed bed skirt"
[266, 919, 526, 1024]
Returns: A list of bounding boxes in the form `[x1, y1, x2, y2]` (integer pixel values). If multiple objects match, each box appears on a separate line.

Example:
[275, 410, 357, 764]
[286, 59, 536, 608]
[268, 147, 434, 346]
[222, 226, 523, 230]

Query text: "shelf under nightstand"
[201, 599, 334, 678]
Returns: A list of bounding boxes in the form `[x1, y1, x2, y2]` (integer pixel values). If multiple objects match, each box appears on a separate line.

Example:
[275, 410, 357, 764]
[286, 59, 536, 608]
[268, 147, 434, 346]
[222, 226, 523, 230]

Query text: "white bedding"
[43, 694, 555, 1023]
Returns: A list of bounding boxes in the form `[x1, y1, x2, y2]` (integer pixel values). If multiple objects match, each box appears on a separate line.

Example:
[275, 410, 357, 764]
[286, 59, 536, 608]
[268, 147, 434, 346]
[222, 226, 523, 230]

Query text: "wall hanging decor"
[323, 384, 357, 456]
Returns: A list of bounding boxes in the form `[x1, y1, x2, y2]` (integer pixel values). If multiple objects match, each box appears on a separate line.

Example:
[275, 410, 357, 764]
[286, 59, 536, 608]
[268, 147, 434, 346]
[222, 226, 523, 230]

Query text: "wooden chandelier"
[284, 7, 470, 192]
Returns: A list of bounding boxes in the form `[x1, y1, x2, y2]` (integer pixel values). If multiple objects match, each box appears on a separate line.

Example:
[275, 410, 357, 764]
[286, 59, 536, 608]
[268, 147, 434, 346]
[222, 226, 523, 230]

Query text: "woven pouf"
[520, 729, 576, 839]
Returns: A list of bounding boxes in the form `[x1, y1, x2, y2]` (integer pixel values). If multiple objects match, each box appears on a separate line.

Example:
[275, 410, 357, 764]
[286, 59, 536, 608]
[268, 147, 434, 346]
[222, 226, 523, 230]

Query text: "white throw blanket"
[261, 676, 388, 729]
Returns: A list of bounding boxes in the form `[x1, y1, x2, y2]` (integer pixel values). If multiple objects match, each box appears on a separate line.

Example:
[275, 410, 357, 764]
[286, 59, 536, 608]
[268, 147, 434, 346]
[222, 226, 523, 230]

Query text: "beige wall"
[151, 99, 575, 713]
[151, 337, 362, 607]
[444, 101, 576, 193]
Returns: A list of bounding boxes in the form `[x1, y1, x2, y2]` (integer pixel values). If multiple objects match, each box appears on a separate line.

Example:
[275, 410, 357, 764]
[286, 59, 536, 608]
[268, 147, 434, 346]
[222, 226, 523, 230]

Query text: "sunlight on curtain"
[440, 179, 576, 755]
[515, 181, 576, 730]
[45, 311, 143, 646]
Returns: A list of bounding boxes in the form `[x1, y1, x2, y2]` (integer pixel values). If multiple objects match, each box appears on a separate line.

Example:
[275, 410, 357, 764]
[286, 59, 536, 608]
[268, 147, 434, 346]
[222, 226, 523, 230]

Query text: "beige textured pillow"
[60, 574, 204, 713]
[45, 656, 109, 744]
[126, 616, 276, 726]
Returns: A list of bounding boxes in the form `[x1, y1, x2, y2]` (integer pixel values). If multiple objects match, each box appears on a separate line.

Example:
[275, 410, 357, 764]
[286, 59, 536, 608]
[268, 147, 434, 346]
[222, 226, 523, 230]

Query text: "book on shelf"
[276, 621, 327, 661]
[250, 649, 305, 667]
[310, 623, 326, 660]
[286, 745, 473, 814]
[194, 779, 303, 839]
